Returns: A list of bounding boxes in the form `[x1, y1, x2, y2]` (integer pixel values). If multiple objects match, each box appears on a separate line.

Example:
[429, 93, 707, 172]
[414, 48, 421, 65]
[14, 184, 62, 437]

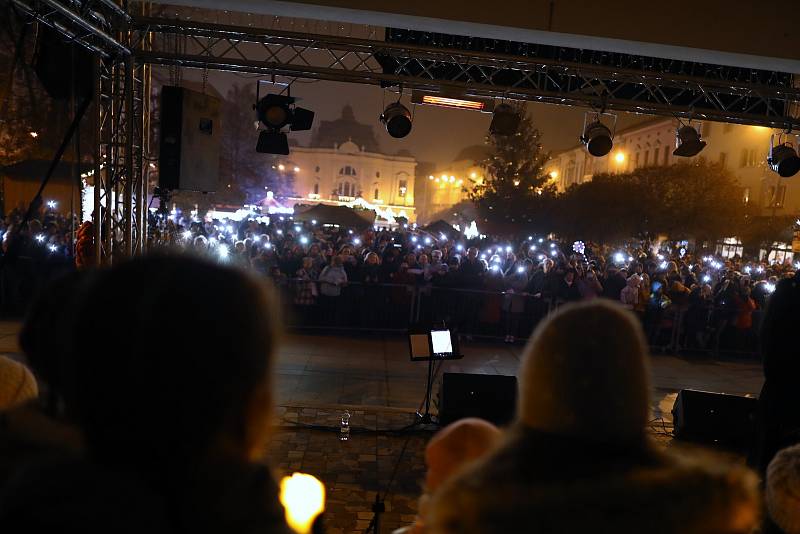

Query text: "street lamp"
[615, 152, 625, 164]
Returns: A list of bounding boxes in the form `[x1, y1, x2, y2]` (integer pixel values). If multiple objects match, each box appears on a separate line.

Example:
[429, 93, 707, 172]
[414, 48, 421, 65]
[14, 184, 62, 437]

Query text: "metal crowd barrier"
[277, 279, 761, 358]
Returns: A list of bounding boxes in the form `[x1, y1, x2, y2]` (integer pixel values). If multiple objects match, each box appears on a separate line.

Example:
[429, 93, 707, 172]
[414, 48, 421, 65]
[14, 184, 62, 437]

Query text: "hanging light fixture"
[768, 135, 800, 177]
[581, 121, 614, 157]
[380, 102, 413, 138]
[673, 124, 707, 157]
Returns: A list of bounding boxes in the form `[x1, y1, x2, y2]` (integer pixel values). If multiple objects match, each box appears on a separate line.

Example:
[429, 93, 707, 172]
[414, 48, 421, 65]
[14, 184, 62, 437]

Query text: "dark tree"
[469, 104, 554, 233]
[552, 159, 746, 244]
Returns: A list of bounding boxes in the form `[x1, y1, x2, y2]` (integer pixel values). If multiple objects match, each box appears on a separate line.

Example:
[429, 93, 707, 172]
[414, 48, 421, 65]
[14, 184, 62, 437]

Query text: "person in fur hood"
[426, 300, 759, 534]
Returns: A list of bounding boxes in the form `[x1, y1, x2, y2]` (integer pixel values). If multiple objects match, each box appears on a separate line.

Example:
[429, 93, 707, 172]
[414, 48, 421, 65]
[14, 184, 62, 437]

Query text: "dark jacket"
[428, 427, 757, 534]
[0, 458, 291, 534]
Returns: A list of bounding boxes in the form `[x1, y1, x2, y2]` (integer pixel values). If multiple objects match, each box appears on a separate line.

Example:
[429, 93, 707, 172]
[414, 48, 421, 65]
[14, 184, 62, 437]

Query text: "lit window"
[398, 179, 407, 197]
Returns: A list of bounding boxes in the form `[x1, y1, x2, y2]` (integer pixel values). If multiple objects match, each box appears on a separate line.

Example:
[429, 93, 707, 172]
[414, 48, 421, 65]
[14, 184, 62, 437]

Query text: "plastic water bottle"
[340, 410, 351, 441]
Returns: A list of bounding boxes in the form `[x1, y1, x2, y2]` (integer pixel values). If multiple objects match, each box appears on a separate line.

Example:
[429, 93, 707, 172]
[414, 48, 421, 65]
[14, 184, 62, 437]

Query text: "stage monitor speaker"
[158, 86, 221, 192]
[34, 26, 94, 100]
[672, 389, 757, 451]
[439, 373, 517, 426]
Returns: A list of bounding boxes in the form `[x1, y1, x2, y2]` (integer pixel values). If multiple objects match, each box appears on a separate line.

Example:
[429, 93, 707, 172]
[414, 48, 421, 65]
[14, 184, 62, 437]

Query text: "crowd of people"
[150, 211, 794, 352]
[1, 254, 799, 533]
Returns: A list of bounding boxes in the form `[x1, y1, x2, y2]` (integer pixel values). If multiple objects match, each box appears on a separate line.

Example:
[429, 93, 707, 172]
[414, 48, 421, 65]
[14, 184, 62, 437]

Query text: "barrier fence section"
[277, 280, 761, 358]
[0, 265, 760, 358]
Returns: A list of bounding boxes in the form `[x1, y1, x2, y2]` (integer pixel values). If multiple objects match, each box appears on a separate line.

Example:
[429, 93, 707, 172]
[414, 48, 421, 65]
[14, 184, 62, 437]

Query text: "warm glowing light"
[470, 172, 477, 179]
[421, 95, 485, 110]
[293, 166, 300, 172]
[449, 176, 455, 182]
[428, 175, 434, 180]
[29, 131, 38, 138]
[513, 179, 520, 186]
[280, 473, 325, 534]
[278, 164, 285, 171]
[615, 152, 625, 163]
[549, 170, 558, 179]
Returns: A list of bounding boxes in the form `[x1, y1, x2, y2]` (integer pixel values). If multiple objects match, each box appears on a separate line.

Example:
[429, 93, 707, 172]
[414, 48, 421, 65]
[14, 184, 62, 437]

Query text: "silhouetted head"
[70, 255, 279, 477]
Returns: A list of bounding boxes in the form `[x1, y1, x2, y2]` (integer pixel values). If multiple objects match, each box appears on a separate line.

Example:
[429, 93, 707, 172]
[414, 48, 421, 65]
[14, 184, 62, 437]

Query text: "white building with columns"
[275, 105, 417, 223]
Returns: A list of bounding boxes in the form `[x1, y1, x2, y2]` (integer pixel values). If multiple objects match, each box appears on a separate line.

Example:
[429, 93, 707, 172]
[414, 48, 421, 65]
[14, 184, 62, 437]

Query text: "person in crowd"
[635, 273, 651, 317]
[577, 267, 603, 300]
[361, 252, 382, 284]
[427, 300, 759, 534]
[393, 418, 501, 534]
[0, 256, 292, 533]
[503, 262, 529, 343]
[294, 256, 317, 312]
[620, 274, 641, 309]
[751, 274, 800, 477]
[318, 255, 348, 324]
[602, 265, 627, 301]
[766, 444, 800, 534]
[556, 268, 581, 303]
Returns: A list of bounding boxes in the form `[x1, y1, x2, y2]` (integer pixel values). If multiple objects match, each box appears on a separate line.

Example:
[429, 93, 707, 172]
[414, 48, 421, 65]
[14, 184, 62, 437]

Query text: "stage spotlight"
[380, 102, 412, 138]
[581, 121, 613, 157]
[768, 141, 800, 178]
[255, 92, 314, 154]
[489, 103, 521, 136]
[673, 125, 707, 157]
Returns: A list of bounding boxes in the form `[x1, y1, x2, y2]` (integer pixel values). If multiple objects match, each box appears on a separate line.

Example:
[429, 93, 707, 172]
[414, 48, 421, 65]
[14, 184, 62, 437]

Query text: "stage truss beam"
[132, 16, 800, 130]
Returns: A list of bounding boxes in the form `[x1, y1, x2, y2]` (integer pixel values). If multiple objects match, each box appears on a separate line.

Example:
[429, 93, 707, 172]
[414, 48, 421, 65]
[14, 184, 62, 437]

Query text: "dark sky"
[188, 69, 651, 165]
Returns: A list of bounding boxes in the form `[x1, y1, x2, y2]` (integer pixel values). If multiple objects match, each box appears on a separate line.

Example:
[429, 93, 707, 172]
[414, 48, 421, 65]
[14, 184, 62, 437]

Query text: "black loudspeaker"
[672, 389, 758, 450]
[34, 26, 94, 100]
[158, 86, 221, 192]
[439, 373, 517, 426]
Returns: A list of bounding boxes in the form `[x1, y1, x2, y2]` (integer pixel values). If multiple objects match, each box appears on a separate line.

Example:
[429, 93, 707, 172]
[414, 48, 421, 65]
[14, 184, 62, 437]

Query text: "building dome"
[311, 105, 380, 153]
[338, 139, 360, 153]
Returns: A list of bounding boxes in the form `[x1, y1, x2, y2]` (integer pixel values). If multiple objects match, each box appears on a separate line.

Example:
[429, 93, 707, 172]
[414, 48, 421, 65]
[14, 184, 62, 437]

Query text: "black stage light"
[254, 93, 314, 154]
[489, 103, 522, 135]
[257, 131, 290, 155]
[581, 121, 613, 157]
[768, 142, 800, 178]
[673, 125, 707, 157]
[380, 102, 413, 138]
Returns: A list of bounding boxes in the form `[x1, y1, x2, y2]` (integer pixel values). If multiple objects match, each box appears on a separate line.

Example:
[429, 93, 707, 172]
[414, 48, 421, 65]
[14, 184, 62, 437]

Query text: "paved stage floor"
[275, 331, 764, 420]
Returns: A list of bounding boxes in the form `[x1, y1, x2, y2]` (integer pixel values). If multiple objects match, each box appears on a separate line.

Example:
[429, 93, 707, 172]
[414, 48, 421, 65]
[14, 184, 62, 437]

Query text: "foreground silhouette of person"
[0, 256, 291, 533]
[426, 300, 758, 534]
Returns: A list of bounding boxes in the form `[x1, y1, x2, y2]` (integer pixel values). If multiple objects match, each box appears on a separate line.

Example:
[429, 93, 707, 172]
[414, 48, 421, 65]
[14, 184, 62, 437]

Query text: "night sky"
[185, 68, 651, 165]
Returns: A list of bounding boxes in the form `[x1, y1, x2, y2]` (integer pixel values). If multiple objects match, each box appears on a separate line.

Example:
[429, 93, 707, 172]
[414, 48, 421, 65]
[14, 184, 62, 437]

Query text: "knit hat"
[517, 300, 651, 445]
[425, 418, 501, 491]
[0, 355, 38, 410]
[767, 444, 800, 534]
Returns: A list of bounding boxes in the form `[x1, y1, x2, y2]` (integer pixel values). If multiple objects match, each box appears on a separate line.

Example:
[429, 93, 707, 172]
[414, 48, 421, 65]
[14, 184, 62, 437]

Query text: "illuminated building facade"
[415, 145, 486, 223]
[548, 118, 799, 216]
[275, 105, 417, 223]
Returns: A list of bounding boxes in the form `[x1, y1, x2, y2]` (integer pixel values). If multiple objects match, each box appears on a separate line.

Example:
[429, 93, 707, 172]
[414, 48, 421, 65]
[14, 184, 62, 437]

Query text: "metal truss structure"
[135, 17, 800, 130]
[6, 1, 800, 261]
